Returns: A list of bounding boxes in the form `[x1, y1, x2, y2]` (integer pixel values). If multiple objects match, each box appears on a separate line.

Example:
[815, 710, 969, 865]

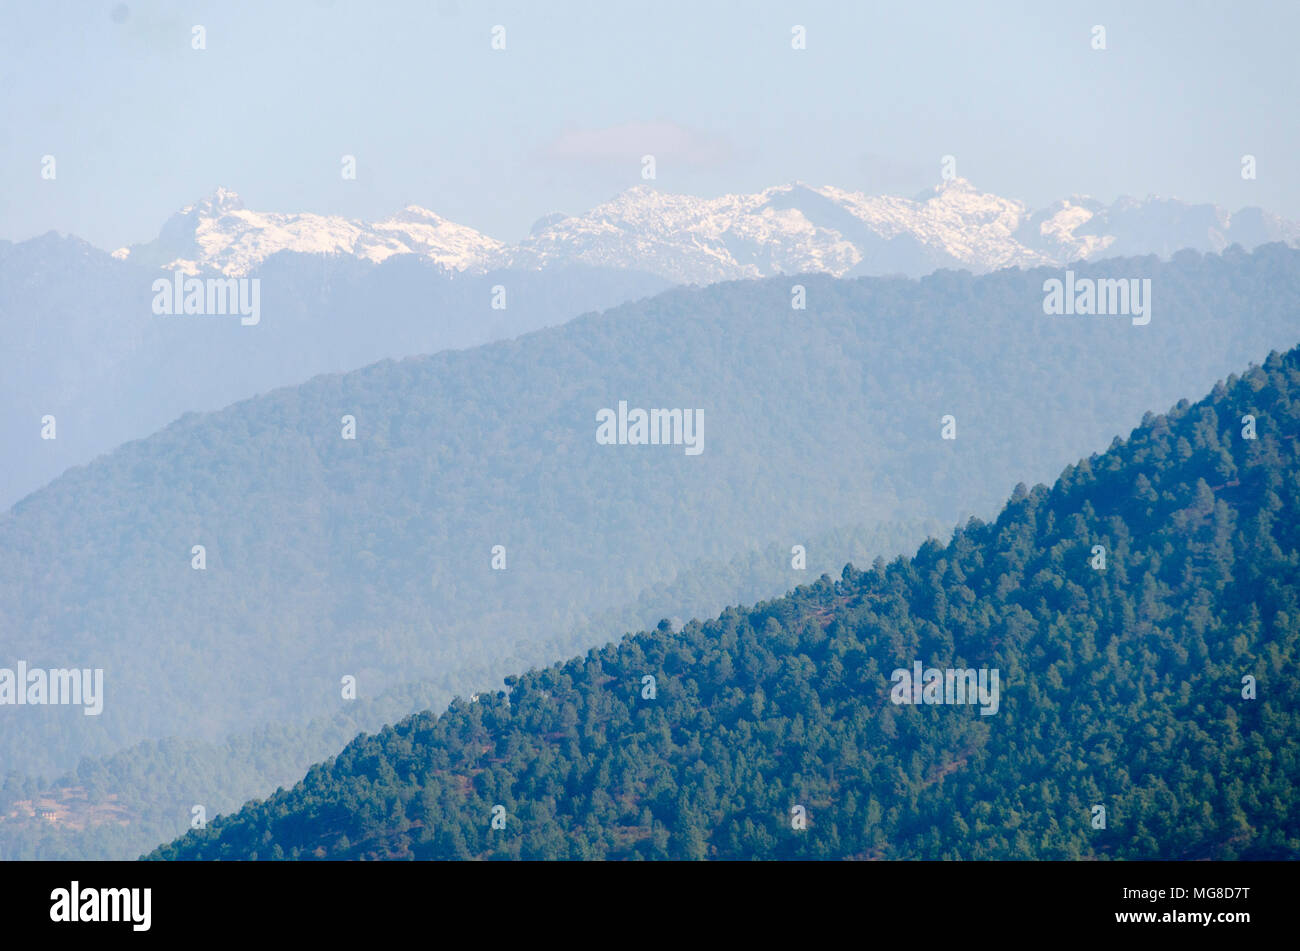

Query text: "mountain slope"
[0, 515, 934, 860]
[151, 346, 1300, 861]
[4, 245, 1300, 859]
[6, 244, 1300, 777]
[0, 239, 668, 508]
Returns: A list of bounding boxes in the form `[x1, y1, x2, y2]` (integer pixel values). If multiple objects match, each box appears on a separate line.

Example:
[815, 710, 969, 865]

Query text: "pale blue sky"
[2, 0, 1296, 249]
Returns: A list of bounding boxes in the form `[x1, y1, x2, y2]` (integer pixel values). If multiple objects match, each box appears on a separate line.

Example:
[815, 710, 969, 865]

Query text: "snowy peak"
[121, 189, 503, 276]
[501, 183, 864, 283]
[501, 178, 1047, 282]
[188, 186, 246, 214]
[115, 182, 1300, 282]
[370, 206, 505, 272]
[505, 179, 1299, 282]
[386, 204, 446, 222]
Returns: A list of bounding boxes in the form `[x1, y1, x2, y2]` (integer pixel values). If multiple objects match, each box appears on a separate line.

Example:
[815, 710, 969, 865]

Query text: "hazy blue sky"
[2, 0, 1297, 249]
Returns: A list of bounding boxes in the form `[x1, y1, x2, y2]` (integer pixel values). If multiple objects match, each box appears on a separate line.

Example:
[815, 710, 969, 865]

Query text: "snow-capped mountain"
[499, 179, 1046, 282]
[499, 179, 1300, 283]
[117, 187, 504, 276]
[114, 180, 1300, 281]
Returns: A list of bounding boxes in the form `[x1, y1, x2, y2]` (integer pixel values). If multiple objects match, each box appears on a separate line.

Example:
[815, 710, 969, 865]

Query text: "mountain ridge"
[106, 179, 1300, 282]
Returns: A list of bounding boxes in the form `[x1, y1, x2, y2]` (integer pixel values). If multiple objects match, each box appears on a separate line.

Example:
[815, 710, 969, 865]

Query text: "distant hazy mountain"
[4, 243, 1299, 791]
[0, 239, 667, 509]
[10, 180, 1292, 511]
[112, 181, 1300, 283]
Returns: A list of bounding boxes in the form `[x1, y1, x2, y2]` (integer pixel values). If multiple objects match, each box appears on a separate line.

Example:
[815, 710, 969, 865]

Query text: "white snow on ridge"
[128, 189, 505, 277]
[124, 181, 1300, 282]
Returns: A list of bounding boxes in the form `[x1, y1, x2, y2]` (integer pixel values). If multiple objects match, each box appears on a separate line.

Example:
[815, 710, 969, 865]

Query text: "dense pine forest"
[0, 517, 931, 860]
[151, 347, 1300, 860]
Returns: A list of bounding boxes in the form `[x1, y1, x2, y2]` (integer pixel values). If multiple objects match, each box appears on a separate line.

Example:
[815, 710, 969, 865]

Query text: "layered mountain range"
[5, 245, 1300, 861]
[8, 178, 1292, 511]
[114, 179, 1300, 283]
[0, 239, 667, 510]
[150, 346, 1300, 861]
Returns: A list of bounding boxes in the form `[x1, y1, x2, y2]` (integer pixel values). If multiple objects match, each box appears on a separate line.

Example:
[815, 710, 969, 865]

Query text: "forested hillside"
[0, 516, 933, 859]
[5, 245, 1300, 860]
[153, 348, 1300, 860]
